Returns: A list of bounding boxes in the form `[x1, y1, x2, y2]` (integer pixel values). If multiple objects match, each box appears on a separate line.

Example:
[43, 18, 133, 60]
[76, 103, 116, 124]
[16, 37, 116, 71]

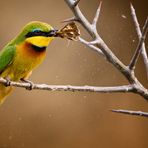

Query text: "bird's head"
[15, 21, 58, 48]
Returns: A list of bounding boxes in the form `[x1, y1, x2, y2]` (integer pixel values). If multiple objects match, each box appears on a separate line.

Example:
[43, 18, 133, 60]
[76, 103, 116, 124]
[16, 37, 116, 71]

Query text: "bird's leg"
[20, 78, 34, 90]
[4, 77, 11, 87]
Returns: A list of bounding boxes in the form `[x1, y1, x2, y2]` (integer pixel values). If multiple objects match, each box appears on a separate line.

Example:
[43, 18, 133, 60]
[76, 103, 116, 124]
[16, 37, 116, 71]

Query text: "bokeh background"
[0, 0, 148, 148]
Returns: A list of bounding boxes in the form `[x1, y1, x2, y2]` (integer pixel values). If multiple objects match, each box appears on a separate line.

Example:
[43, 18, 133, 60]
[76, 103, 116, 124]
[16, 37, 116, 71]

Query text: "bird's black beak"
[48, 29, 58, 37]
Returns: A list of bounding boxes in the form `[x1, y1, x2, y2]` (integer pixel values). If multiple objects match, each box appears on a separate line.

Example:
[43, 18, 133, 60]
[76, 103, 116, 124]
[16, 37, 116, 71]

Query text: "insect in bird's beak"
[53, 22, 80, 41]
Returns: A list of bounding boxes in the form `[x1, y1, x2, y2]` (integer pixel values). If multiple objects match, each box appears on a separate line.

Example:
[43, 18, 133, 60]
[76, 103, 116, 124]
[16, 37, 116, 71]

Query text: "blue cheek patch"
[32, 28, 42, 32]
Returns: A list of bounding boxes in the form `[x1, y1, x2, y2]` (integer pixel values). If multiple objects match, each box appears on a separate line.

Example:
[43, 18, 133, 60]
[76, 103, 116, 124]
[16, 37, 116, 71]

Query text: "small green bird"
[0, 21, 57, 104]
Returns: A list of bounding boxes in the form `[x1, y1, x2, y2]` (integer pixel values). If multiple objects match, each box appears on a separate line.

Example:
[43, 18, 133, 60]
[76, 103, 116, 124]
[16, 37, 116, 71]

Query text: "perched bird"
[0, 21, 57, 104]
[0, 21, 80, 105]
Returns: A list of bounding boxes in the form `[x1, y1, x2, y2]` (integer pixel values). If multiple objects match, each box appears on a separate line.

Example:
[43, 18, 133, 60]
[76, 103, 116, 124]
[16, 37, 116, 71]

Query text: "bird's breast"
[8, 42, 46, 80]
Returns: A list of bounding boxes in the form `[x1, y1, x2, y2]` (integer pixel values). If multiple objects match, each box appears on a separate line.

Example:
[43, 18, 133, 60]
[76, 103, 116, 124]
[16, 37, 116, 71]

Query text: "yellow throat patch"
[26, 36, 54, 47]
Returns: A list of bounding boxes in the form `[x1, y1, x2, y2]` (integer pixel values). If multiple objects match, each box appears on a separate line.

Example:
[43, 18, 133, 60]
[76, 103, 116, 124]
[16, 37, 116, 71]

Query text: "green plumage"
[0, 21, 55, 104]
[0, 46, 16, 74]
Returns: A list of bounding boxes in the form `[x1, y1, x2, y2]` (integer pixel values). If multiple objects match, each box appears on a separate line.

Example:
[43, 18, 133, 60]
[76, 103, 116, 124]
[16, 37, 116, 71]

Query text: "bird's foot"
[4, 77, 11, 87]
[21, 78, 34, 90]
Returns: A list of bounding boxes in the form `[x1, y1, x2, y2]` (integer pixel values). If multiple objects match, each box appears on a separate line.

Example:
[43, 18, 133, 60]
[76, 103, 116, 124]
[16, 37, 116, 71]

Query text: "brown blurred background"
[0, 0, 148, 148]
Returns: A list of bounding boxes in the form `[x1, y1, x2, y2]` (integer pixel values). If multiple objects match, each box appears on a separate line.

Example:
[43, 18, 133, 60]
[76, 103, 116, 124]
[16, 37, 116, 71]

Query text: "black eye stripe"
[25, 31, 50, 38]
[25, 29, 58, 38]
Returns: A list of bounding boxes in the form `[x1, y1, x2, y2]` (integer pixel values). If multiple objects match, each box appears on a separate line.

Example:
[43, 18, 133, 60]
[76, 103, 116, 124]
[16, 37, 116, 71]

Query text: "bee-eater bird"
[0, 21, 57, 105]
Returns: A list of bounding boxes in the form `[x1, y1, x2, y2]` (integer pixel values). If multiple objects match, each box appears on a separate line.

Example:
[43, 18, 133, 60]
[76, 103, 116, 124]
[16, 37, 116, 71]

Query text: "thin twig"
[129, 17, 148, 70]
[92, 1, 102, 29]
[130, 4, 148, 76]
[111, 109, 148, 117]
[0, 77, 133, 93]
[88, 39, 100, 45]
[79, 37, 104, 56]
[61, 17, 79, 23]
[65, 0, 94, 36]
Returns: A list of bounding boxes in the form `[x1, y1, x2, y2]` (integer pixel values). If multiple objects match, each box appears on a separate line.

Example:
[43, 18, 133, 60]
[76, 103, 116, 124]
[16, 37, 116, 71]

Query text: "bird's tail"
[0, 84, 13, 105]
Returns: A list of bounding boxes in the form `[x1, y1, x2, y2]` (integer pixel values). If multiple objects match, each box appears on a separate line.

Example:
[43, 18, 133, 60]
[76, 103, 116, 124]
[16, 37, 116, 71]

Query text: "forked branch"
[129, 17, 148, 70]
[130, 4, 148, 76]
[64, 0, 148, 100]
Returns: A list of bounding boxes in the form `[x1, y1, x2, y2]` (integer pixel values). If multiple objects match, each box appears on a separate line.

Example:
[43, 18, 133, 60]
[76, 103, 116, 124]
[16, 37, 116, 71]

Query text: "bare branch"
[64, 0, 148, 101]
[65, 0, 94, 36]
[0, 77, 134, 93]
[130, 4, 148, 76]
[65, 0, 130, 78]
[88, 39, 100, 45]
[130, 4, 142, 39]
[92, 1, 102, 29]
[111, 109, 148, 117]
[65, 0, 80, 8]
[73, 0, 80, 7]
[79, 37, 104, 56]
[129, 17, 148, 70]
[61, 17, 79, 23]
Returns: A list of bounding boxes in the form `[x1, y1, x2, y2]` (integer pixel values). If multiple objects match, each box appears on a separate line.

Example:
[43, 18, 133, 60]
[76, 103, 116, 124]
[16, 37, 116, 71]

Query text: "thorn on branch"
[130, 3, 148, 77]
[61, 17, 79, 23]
[92, 1, 102, 28]
[111, 109, 148, 117]
[129, 17, 148, 70]
[130, 3, 141, 38]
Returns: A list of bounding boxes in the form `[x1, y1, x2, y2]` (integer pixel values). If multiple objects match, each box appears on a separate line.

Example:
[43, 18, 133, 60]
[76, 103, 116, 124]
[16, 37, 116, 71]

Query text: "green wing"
[0, 45, 16, 74]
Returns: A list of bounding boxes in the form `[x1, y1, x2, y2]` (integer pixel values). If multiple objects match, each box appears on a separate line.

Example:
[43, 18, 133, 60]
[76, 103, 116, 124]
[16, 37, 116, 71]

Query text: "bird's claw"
[26, 81, 34, 90]
[4, 78, 11, 87]
[21, 79, 34, 90]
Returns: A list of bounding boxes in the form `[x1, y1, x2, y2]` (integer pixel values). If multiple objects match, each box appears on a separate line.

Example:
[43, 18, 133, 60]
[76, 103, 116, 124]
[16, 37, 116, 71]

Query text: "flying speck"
[121, 14, 127, 19]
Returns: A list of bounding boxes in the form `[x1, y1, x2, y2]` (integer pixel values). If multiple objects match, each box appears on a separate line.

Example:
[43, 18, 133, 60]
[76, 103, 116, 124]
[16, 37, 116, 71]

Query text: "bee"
[55, 22, 80, 41]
